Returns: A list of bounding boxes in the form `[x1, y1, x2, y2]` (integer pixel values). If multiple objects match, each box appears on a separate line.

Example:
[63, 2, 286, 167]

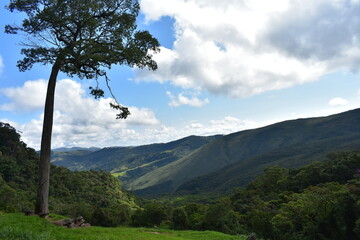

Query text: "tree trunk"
[35, 63, 60, 216]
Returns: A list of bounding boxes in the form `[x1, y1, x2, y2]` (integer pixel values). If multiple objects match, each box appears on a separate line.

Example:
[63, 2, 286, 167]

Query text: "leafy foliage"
[131, 202, 170, 227]
[131, 151, 360, 239]
[0, 122, 137, 226]
[6, 0, 160, 118]
[271, 182, 354, 240]
[227, 151, 360, 239]
[6, 0, 159, 73]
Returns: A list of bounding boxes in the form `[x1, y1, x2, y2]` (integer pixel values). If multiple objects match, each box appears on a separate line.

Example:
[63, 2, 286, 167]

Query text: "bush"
[271, 182, 354, 240]
[172, 207, 189, 230]
[0, 184, 22, 212]
[91, 204, 131, 227]
[204, 198, 243, 235]
[184, 203, 206, 230]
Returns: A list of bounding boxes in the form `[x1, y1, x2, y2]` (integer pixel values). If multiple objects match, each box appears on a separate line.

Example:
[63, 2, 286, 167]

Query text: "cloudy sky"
[1, 0, 360, 150]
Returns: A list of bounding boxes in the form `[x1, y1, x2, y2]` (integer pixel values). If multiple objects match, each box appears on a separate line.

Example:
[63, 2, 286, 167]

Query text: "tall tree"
[5, 0, 160, 216]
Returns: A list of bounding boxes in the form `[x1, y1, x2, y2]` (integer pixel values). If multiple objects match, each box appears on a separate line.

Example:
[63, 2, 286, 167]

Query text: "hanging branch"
[89, 71, 130, 119]
[105, 74, 130, 119]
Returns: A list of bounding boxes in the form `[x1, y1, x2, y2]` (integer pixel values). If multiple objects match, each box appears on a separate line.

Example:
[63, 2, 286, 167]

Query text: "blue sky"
[1, 0, 360, 150]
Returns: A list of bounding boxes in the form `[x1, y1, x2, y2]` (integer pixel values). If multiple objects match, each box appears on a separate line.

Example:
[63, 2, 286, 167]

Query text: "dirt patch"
[144, 231, 173, 236]
[145, 231, 162, 234]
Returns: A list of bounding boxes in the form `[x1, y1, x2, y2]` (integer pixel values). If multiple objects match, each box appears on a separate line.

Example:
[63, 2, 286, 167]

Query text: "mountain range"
[51, 135, 222, 185]
[52, 108, 360, 196]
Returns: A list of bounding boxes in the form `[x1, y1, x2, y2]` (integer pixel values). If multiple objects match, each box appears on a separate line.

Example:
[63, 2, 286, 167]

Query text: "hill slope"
[177, 133, 360, 194]
[51, 135, 221, 185]
[0, 122, 137, 226]
[128, 108, 360, 195]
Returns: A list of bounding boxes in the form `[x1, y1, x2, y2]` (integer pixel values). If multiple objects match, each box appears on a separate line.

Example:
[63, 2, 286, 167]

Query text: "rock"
[51, 216, 91, 228]
[38, 212, 49, 218]
[75, 216, 85, 225]
[247, 233, 256, 240]
[81, 223, 91, 228]
[52, 219, 65, 227]
[68, 223, 76, 229]
[23, 209, 35, 216]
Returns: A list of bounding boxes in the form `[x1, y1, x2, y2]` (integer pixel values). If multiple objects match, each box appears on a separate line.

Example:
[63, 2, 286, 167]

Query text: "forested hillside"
[129, 108, 360, 195]
[51, 109, 360, 197]
[0, 122, 137, 227]
[51, 135, 221, 185]
[130, 151, 360, 239]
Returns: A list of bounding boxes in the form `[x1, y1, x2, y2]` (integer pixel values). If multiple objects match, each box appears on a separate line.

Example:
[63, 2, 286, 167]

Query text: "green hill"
[128, 108, 360, 195]
[51, 108, 360, 196]
[51, 135, 221, 186]
[0, 122, 137, 227]
[177, 133, 360, 194]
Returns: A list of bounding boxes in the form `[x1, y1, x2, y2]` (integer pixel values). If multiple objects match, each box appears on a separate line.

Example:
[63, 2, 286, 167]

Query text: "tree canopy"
[6, 0, 159, 117]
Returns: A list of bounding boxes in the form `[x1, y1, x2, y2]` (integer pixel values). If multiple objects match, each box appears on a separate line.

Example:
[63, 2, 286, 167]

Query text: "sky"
[1, 0, 360, 150]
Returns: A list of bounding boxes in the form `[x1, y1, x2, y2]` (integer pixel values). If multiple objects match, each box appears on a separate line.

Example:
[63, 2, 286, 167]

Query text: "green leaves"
[17, 47, 58, 72]
[271, 183, 352, 240]
[4, 25, 19, 34]
[89, 87, 104, 99]
[6, 0, 160, 74]
[109, 102, 130, 119]
[0, 122, 138, 225]
[6, 0, 160, 118]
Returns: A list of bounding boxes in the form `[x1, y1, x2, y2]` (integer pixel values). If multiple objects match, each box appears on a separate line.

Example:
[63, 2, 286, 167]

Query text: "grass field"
[0, 213, 247, 240]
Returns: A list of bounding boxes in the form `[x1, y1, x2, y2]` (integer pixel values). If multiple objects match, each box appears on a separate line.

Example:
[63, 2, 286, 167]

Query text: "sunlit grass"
[0, 213, 247, 240]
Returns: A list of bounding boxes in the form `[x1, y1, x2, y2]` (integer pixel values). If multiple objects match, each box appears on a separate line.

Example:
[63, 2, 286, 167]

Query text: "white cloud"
[4, 77, 357, 149]
[183, 117, 262, 136]
[2, 79, 358, 150]
[0, 79, 47, 111]
[166, 91, 209, 107]
[140, 116, 266, 144]
[0, 118, 21, 130]
[0, 78, 266, 149]
[17, 114, 264, 150]
[0, 79, 161, 149]
[328, 97, 348, 106]
[137, 0, 360, 98]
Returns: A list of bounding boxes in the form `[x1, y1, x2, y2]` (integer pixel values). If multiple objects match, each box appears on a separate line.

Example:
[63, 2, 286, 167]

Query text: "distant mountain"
[51, 135, 222, 185]
[52, 147, 100, 152]
[51, 147, 101, 166]
[127, 108, 360, 195]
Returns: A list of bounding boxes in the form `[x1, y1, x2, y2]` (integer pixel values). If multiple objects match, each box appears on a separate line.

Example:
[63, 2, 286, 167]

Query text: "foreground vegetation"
[0, 122, 137, 227]
[0, 213, 246, 240]
[1, 122, 360, 239]
[129, 152, 360, 239]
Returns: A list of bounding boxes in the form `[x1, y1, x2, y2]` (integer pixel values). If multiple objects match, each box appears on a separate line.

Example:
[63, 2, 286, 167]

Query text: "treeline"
[132, 151, 360, 239]
[1, 122, 360, 239]
[0, 122, 137, 227]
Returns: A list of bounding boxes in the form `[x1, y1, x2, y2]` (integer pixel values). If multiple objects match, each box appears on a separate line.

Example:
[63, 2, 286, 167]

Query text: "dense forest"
[1, 122, 360, 239]
[0, 122, 137, 227]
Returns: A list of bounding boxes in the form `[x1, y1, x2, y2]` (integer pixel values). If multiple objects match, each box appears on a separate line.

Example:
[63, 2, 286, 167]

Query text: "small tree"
[5, 0, 160, 216]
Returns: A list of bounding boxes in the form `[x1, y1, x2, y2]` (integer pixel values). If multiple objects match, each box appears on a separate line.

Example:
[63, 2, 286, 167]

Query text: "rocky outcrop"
[51, 216, 91, 228]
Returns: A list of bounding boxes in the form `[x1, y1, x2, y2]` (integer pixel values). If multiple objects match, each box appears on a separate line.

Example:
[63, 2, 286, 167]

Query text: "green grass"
[111, 172, 127, 177]
[0, 213, 246, 240]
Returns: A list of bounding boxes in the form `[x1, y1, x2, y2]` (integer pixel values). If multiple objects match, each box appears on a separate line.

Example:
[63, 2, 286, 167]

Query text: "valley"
[51, 108, 360, 196]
